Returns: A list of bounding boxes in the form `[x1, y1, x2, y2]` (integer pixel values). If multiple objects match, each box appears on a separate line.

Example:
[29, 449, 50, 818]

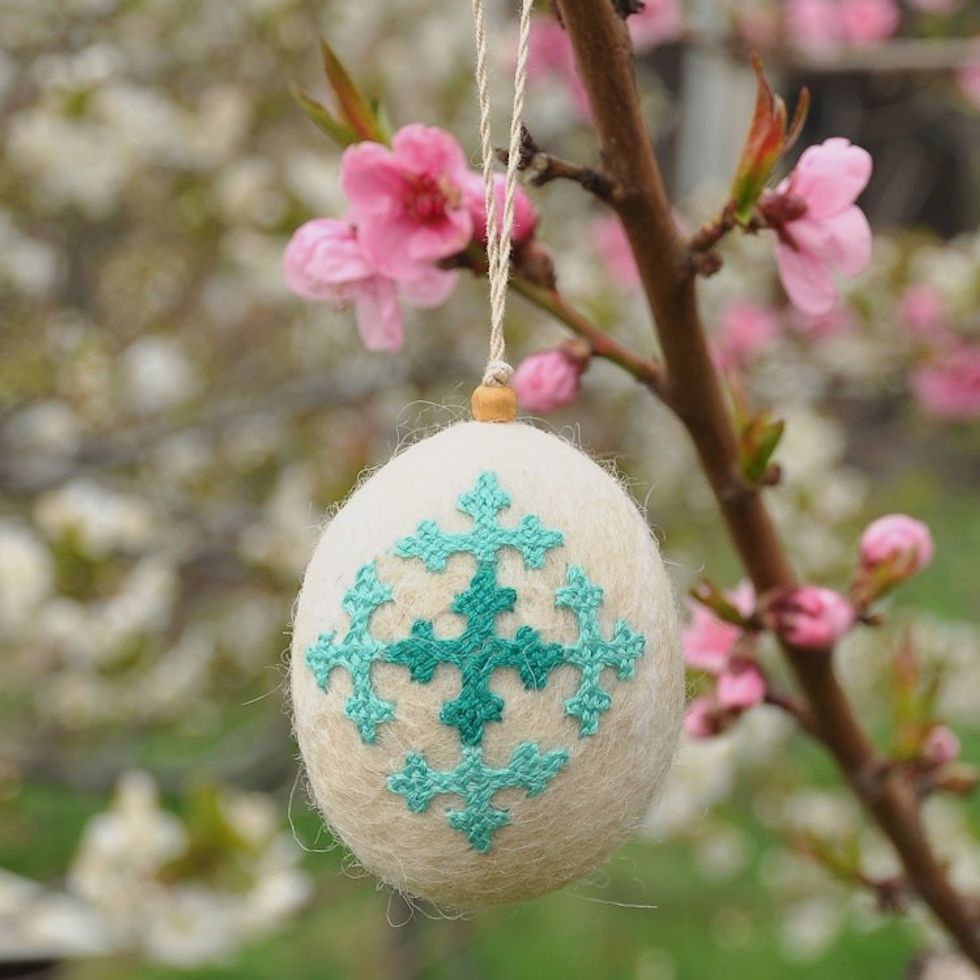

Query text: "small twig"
[508, 274, 672, 404]
[764, 689, 816, 735]
[496, 126, 624, 202]
[686, 204, 771, 277]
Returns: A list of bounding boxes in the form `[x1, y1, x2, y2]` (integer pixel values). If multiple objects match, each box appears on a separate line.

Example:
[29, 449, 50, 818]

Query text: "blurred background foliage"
[0, 0, 978, 977]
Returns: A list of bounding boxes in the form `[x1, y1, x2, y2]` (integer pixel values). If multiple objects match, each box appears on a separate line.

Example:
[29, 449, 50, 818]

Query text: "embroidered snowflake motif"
[305, 563, 394, 743]
[387, 743, 569, 853]
[304, 471, 648, 852]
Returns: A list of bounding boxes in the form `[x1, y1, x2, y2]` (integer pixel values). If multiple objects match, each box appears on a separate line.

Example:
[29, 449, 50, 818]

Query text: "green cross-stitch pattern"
[385, 561, 565, 745]
[302, 470, 649, 852]
[555, 566, 646, 735]
[387, 742, 570, 853]
[394, 471, 564, 571]
[304, 563, 394, 743]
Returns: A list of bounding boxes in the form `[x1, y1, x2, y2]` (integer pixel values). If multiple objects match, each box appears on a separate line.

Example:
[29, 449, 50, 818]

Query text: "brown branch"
[763, 689, 816, 736]
[496, 127, 623, 202]
[555, 0, 980, 965]
[508, 274, 671, 403]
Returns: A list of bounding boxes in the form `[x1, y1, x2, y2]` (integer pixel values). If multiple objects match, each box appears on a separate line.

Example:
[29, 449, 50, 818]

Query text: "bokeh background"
[1, 1, 978, 977]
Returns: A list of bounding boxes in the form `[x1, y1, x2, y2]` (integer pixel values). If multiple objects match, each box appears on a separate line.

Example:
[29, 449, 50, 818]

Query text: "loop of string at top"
[471, 0, 535, 387]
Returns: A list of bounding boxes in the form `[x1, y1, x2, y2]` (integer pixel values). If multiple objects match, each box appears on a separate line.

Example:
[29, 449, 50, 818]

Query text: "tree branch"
[496, 127, 623, 202]
[508, 274, 670, 403]
[554, 0, 980, 964]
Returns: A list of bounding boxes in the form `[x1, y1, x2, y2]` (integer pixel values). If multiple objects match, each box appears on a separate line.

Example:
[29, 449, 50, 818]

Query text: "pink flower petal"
[717, 660, 767, 710]
[353, 278, 403, 352]
[340, 142, 405, 215]
[358, 216, 427, 279]
[392, 124, 469, 184]
[398, 266, 459, 308]
[791, 138, 873, 220]
[822, 205, 872, 276]
[282, 219, 374, 301]
[775, 241, 838, 315]
[681, 605, 741, 674]
[406, 213, 472, 264]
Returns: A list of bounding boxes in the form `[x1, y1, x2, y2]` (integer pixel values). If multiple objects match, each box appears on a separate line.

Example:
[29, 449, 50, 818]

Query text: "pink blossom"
[682, 606, 741, 673]
[957, 61, 980, 110]
[463, 172, 537, 247]
[282, 218, 456, 352]
[899, 284, 950, 341]
[769, 137, 873, 315]
[681, 581, 755, 673]
[628, 0, 683, 51]
[769, 586, 855, 651]
[784, 0, 844, 51]
[838, 0, 900, 46]
[784, 0, 899, 50]
[922, 726, 960, 766]
[713, 300, 781, 371]
[527, 18, 591, 119]
[594, 217, 640, 288]
[512, 348, 583, 414]
[716, 658, 767, 711]
[340, 125, 472, 280]
[683, 695, 731, 739]
[912, 346, 980, 420]
[859, 514, 934, 579]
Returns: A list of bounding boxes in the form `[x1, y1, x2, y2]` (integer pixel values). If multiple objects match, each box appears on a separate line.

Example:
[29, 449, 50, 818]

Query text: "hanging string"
[471, 0, 535, 388]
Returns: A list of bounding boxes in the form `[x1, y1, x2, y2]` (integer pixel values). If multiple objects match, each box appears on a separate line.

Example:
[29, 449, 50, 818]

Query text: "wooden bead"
[471, 384, 518, 423]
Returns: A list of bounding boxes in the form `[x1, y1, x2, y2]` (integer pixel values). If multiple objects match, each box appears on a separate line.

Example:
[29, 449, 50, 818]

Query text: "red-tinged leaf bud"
[729, 54, 809, 223]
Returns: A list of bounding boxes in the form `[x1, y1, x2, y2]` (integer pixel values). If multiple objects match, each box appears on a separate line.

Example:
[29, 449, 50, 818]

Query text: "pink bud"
[859, 514, 934, 578]
[922, 726, 960, 766]
[463, 172, 538, 247]
[716, 658, 767, 710]
[769, 586, 855, 651]
[683, 695, 731, 739]
[512, 348, 583, 414]
[912, 346, 980, 421]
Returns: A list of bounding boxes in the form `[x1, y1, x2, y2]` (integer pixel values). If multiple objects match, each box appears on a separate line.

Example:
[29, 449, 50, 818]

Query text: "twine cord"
[471, 0, 535, 387]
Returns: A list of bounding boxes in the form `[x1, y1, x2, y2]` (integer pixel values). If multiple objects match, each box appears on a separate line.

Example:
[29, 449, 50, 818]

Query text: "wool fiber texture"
[290, 420, 683, 907]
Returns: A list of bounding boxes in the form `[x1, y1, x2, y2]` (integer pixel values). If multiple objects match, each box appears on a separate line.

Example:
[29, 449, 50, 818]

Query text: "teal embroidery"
[386, 562, 564, 746]
[555, 567, 646, 735]
[394, 471, 564, 571]
[305, 563, 394, 743]
[387, 743, 569, 853]
[304, 470, 649, 852]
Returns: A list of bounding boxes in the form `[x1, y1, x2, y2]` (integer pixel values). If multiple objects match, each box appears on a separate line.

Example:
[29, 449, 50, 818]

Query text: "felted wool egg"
[290, 420, 683, 907]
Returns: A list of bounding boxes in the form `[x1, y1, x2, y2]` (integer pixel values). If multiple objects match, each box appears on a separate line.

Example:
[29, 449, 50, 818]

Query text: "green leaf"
[291, 86, 358, 147]
[740, 414, 785, 484]
[319, 38, 387, 144]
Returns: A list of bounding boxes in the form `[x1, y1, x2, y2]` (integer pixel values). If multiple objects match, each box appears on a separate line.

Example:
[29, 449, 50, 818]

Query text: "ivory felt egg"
[290, 420, 683, 907]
